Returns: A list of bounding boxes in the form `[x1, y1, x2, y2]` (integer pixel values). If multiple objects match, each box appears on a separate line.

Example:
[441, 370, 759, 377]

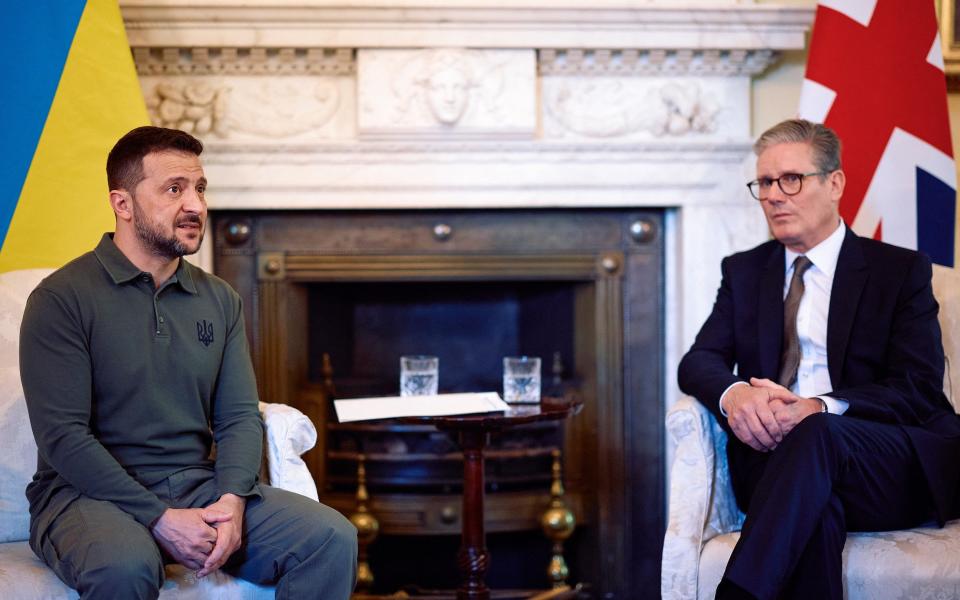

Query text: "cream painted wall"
[752, 0, 813, 135]
[752, 50, 808, 135]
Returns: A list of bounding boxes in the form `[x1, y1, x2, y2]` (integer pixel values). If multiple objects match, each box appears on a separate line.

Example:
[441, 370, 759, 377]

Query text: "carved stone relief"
[222, 79, 343, 138]
[357, 48, 536, 138]
[543, 78, 729, 140]
[146, 81, 228, 136]
[142, 77, 349, 141]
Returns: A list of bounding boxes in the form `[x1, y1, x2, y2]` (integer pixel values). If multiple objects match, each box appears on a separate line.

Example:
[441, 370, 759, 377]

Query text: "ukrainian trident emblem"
[197, 320, 214, 347]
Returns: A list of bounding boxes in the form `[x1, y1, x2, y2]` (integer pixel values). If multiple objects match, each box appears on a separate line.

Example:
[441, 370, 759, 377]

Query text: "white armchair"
[662, 265, 960, 600]
[0, 269, 322, 599]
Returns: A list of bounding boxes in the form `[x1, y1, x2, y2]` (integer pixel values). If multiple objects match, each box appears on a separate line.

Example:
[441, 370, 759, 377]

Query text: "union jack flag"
[798, 0, 957, 267]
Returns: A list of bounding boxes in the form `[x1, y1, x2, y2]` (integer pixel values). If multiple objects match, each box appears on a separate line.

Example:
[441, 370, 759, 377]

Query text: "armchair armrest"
[662, 396, 743, 600]
[259, 402, 320, 501]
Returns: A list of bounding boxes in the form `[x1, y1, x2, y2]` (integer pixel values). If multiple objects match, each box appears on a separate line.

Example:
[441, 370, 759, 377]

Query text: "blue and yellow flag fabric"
[1, 1, 148, 272]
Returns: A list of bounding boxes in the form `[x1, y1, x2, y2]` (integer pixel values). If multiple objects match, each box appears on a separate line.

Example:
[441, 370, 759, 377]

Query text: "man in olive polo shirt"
[20, 126, 357, 599]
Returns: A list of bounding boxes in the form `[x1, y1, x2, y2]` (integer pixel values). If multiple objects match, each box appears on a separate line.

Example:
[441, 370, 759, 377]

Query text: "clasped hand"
[723, 377, 822, 452]
[150, 493, 246, 577]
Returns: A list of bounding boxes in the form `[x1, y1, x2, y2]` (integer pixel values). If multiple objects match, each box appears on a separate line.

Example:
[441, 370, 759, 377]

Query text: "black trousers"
[717, 413, 937, 600]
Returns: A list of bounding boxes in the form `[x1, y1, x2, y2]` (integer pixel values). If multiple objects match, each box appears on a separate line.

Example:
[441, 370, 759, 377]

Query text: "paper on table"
[334, 392, 508, 423]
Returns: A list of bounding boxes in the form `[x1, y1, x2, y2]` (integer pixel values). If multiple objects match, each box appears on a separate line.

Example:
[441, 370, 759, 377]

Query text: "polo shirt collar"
[94, 233, 199, 295]
[174, 258, 198, 295]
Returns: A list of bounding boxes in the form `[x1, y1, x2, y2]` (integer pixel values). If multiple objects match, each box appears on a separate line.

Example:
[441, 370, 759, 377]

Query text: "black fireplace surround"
[213, 208, 665, 598]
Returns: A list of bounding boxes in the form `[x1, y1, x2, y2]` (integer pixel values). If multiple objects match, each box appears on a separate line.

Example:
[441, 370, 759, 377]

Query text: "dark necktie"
[778, 255, 813, 389]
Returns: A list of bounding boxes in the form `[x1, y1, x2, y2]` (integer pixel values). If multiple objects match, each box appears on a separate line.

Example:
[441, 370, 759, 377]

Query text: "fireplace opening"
[310, 280, 580, 498]
[214, 208, 665, 597]
[308, 280, 578, 398]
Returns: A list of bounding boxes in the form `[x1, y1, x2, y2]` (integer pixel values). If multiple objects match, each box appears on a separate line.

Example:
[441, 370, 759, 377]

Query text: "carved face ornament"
[425, 65, 471, 125]
[413, 50, 478, 126]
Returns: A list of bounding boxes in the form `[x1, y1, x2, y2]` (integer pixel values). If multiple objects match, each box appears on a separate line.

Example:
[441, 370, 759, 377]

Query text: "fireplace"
[213, 208, 665, 597]
[125, 4, 814, 596]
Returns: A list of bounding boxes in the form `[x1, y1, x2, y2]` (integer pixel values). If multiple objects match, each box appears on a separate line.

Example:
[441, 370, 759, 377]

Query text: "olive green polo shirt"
[20, 234, 262, 536]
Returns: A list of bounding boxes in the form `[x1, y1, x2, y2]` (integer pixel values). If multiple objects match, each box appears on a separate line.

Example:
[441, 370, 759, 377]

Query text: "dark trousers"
[717, 413, 936, 600]
[33, 468, 358, 600]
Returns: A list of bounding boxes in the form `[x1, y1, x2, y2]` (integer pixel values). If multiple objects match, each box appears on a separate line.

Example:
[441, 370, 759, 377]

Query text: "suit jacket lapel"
[758, 244, 785, 379]
[827, 229, 868, 387]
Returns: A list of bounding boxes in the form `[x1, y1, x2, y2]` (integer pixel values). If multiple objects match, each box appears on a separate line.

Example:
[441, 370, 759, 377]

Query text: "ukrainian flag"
[1, 1, 148, 272]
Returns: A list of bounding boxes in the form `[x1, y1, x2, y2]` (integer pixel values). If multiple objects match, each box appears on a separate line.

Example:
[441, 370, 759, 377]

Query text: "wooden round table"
[405, 399, 583, 600]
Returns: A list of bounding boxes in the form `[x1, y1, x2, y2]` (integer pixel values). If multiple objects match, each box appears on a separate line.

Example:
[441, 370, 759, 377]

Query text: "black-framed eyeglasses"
[746, 171, 827, 200]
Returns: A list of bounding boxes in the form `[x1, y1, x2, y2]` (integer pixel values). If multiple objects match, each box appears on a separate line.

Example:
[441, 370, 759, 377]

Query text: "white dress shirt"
[784, 221, 848, 414]
[719, 220, 849, 415]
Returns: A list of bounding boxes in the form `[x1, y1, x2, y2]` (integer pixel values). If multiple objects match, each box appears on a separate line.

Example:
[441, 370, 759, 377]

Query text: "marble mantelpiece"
[122, 0, 814, 410]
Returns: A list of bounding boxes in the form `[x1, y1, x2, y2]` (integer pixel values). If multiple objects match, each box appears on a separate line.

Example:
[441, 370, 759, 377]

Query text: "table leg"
[457, 430, 490, 600]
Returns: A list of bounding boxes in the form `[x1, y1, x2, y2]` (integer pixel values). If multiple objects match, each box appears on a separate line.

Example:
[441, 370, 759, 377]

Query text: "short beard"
[131, 196, 203, 259]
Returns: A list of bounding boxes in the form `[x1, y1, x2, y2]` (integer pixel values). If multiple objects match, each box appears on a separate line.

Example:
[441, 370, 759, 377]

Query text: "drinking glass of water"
[503, 356, 541, 404]
[400, 355, 439, 397]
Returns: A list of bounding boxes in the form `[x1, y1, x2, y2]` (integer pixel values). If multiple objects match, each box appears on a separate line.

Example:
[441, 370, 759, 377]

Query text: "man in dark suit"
[678, 119, 960, 600]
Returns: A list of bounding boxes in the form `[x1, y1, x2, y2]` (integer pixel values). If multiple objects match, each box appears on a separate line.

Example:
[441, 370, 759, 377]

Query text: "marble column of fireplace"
[122, 1, 814, 595]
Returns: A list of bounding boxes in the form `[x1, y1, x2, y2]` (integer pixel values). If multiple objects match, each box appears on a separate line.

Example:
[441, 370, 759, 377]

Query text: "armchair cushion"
[0, 269, 54, 543]
[697, 524, 960, 600]
[662, 396, 743, 599]
[258, 401, 319, 501]
[0, 366, 33, 543]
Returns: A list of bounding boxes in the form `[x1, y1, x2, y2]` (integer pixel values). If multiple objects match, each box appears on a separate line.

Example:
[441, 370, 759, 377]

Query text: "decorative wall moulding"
[543, 79, 726, 140]
[121, 1, 813, 52]
[357, 49, 537, 139]
[131, 46, 777, 79]
[141, 77, 348, 140]
[539, 48, 778, 77]
[132, 47, 355, 76]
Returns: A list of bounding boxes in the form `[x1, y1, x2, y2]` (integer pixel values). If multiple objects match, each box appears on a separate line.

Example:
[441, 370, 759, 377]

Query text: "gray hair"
[754, 119, 842, 175]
